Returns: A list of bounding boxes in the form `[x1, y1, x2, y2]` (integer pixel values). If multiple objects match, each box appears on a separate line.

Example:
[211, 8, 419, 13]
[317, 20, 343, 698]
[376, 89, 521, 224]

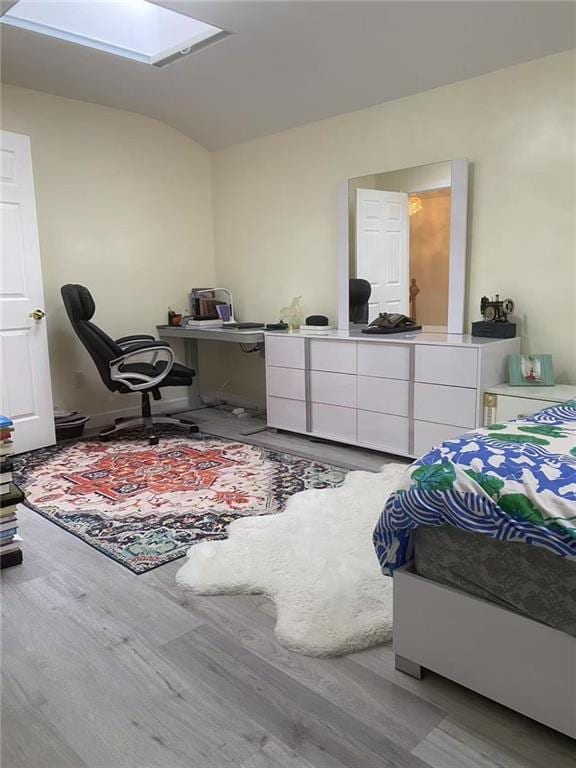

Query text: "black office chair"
[61, 284, 198, 445]
[349, 278, 372, 324]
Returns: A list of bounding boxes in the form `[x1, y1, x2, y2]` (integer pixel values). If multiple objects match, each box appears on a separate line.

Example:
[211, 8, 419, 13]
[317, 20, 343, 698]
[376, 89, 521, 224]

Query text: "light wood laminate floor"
[2, 410, 575, 767]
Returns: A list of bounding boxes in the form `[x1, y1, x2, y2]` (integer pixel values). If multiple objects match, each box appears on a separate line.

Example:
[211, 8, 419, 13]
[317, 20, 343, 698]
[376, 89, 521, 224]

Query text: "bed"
[373, 400, 576, 738]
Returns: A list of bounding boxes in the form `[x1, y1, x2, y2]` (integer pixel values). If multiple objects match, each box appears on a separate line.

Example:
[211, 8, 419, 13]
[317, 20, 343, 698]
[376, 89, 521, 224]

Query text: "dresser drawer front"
[266, 366, 305, 401]
[357, 343, 410, 380]
[265, 336, 305, 369]
[267, 397, 307, 432]
[492, 395, 559, 423]
[414, 420, 469, 456]
[414, 383, 477, 428]
[357, 376, 410, 417]
[357, 410, 409, 455]
[310, 403, 356, 442]
[310, 371, 356, 408]
[415, 346, 478, 388]
[309, 340, 356, 374]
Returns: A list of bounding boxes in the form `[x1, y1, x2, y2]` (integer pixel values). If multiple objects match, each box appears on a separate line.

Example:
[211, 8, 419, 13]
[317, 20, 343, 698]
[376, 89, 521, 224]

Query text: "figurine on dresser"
[472, 294, 516, 338]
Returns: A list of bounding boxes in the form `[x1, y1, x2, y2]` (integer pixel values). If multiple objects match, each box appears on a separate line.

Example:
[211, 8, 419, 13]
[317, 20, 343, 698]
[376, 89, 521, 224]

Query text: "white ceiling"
[1, 1, 574, 150]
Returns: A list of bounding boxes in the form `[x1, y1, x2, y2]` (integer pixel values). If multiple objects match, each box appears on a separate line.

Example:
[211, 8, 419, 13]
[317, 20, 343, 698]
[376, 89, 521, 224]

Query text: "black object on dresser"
[472, 294, 517, 338]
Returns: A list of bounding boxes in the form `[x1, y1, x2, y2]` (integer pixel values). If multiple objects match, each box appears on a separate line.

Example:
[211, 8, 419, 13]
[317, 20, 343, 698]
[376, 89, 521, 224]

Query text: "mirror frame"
[337, 158, 469, 334]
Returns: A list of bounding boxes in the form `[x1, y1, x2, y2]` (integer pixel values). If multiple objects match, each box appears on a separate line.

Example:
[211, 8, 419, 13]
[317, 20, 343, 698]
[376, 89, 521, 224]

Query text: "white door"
[356, 188, 409, 321]
[1, 130, 55, 453]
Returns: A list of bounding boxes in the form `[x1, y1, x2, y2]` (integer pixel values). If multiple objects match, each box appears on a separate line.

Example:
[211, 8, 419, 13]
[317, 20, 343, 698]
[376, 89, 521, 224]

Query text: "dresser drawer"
[267, 396, 307, 432]
[310, 403, 356, 442]
[415, 346, 478, 388]
[357, 410, 409, 455]
[414, 383, 477, 428]
[357, 376, 409, 417]
[310, 371, 356, 408]
[265, 335, 305, 369]
[413, 420, 469, 456]
[309, 340, 356, 374]
[266, 366, 305, 401]
[357, 343, 410, 380]
[488, 394, 559, 423]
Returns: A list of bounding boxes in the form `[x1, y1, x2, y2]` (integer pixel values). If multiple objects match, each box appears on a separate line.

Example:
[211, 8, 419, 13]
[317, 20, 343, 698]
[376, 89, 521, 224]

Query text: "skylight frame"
[0, 1, 229, 67]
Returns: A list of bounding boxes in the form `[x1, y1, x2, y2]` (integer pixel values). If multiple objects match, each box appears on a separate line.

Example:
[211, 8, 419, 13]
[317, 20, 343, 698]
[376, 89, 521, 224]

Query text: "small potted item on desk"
[168, 308, 182, 327]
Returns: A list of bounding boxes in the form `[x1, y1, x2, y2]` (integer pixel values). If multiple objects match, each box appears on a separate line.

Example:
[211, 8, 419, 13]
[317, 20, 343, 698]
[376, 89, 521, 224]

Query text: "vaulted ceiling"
[2, 1, 574, 150]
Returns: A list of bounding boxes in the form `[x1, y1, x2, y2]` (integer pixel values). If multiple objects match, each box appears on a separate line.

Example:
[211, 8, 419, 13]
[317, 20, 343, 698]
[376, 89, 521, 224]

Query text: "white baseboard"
[86, 392, 264, 429]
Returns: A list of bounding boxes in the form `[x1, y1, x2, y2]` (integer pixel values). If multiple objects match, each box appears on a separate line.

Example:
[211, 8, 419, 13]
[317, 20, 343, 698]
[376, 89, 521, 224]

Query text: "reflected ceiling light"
[409, 195, 423, 216]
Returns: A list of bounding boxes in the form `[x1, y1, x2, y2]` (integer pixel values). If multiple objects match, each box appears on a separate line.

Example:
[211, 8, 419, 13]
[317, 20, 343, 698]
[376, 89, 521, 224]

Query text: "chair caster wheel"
[100, 433, 112, 442]
[189, 425, 199, 433]
[148, 435, 159, 446]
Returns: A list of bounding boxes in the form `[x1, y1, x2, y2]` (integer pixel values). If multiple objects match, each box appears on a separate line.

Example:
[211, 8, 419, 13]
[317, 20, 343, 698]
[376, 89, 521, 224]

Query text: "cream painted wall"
[1, 85, 215, 418]
[212, 51, 576, 388]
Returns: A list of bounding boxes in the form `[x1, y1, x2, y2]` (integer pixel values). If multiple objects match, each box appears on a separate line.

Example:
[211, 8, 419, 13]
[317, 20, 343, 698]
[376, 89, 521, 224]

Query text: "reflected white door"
[1, 131, 54, 453]
[356, 188, 409, 321]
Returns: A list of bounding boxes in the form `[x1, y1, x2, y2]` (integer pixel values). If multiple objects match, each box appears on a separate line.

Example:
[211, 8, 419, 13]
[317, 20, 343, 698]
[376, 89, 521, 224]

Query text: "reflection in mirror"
[347, 160, 461, 332]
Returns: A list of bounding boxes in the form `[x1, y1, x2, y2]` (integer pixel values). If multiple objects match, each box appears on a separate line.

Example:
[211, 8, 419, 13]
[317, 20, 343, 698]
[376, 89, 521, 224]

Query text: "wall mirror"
[338, 158, 469, 334]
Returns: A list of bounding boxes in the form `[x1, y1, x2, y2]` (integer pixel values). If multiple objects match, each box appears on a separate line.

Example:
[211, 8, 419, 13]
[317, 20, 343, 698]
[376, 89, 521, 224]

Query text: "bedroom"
[1, 1, 575, 766]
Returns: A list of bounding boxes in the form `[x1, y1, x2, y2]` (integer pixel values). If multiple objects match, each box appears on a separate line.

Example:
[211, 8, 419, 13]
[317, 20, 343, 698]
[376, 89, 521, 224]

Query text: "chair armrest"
[115, 334, 156, 349]
[109, 343, 175, 391]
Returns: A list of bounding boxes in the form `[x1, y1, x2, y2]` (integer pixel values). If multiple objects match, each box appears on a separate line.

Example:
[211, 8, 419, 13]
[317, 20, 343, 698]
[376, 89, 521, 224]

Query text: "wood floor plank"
[162, 623, 432, 768]
[1, 674, 88, 768]
[1, 572, 270, 768]
[239, 736, 317, 768]
[412, 718, 556, 768]
[9, 505, 204, 646]
[153, 588, 444, 752]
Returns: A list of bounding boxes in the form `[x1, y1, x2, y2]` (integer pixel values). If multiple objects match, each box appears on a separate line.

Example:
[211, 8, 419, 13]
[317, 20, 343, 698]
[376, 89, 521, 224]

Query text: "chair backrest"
[349, 278, 372, 324]
[61, 284, 123, 391]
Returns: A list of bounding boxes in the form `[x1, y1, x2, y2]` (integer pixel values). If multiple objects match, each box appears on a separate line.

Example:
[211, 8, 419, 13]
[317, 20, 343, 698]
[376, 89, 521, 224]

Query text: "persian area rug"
[14, 433, 348, 574]
[177, 463, 407, 656]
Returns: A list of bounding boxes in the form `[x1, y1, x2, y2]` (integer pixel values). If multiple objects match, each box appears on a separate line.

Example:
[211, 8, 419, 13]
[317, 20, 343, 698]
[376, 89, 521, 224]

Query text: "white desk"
[157, 324, 265, 409]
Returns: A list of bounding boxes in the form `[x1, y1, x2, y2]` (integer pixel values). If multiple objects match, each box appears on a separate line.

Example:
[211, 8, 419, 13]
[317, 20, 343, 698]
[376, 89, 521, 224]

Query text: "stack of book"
[1, 415, 24, 569]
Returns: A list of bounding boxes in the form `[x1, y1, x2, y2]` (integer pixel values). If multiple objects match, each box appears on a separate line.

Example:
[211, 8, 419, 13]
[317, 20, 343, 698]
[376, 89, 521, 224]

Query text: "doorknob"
[28, 309, 46, 321]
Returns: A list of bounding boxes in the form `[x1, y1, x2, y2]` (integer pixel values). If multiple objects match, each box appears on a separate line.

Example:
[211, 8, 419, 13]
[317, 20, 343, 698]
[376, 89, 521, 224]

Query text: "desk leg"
[185, 338, 204, 410]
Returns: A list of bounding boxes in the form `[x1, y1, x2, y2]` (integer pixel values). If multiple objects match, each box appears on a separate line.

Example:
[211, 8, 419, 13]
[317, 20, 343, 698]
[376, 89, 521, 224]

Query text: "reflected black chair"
[349, 278, 372, 324]
[61, 284, 198, 445]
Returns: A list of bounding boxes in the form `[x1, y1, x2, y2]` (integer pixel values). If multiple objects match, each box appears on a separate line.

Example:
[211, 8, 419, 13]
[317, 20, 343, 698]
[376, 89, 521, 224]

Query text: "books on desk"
[181, 316, 223, 329]
[0, 416, 24, 569]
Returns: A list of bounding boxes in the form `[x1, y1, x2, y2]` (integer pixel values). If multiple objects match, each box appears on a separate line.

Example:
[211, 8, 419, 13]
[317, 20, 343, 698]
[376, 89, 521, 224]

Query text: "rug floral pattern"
[15, 432, 347, 573]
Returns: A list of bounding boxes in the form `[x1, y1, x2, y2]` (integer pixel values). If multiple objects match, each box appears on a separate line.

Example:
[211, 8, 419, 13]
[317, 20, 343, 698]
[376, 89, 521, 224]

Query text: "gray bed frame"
[393, 563, 576, 739]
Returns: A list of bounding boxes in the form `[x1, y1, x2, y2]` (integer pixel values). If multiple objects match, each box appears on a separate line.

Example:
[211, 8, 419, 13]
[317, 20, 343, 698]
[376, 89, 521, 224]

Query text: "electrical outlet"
[74, 371, 85, 389]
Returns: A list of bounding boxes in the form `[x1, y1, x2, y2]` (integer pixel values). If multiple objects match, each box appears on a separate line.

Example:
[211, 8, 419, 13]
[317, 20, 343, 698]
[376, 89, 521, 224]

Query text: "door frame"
[338, 158, 469, 333]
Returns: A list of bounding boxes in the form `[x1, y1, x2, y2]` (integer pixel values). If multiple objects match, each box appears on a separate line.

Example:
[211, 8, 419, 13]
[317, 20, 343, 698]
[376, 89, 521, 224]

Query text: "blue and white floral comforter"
[374, 400, 576, 574]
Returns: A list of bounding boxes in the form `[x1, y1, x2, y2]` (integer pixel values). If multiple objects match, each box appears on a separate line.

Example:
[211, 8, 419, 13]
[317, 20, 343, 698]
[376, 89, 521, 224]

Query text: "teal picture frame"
[508, 354, 555, 386]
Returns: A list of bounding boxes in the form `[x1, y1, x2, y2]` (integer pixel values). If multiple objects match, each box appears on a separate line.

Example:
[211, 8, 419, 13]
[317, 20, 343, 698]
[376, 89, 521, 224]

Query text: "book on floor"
[0, 483, 24, 509]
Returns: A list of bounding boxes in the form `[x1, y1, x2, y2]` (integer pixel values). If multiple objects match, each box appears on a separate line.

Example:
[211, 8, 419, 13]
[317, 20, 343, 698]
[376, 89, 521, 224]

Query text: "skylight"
[0, 0, 227, 66]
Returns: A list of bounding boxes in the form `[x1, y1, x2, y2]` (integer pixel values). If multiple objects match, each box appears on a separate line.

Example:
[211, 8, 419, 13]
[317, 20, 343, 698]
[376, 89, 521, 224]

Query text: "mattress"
[414, 524, 576, 637]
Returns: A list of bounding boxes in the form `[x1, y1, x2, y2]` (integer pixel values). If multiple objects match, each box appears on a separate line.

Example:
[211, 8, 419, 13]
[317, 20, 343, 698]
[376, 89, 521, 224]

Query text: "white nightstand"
[484, 383, 576, 424]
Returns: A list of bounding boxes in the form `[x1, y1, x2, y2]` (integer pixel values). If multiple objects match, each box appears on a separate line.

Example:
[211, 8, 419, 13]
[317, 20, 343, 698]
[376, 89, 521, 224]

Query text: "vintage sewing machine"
[472, 294, 516, 338]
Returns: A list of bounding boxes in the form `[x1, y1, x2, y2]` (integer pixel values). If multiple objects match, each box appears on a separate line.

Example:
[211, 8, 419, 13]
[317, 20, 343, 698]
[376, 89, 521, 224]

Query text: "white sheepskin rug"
[176, 462, 407, 656]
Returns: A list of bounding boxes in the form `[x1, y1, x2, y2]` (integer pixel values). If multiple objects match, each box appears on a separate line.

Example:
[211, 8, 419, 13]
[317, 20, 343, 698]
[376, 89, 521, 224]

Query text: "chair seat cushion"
[119, 361, 195, 387]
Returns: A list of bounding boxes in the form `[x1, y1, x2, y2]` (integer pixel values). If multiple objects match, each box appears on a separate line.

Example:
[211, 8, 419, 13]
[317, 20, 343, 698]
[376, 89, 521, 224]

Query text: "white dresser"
[265, 330, 520, 458]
